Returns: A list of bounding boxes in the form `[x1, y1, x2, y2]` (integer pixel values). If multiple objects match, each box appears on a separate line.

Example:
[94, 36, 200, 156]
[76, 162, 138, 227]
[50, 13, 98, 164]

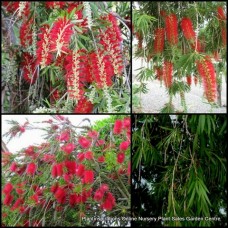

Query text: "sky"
[1, 115, 110, 153]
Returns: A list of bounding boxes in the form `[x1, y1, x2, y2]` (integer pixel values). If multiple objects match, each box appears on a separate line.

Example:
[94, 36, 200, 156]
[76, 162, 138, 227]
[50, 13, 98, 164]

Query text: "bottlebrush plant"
[2, 115, 131, 227]
[133, 2, 227, 113]
[2, 2, 130, 113]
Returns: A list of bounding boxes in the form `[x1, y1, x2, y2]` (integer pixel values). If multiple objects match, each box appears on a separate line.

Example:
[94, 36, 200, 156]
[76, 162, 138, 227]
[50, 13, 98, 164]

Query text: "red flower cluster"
[21, 53, 38, 84]
[45, 1, 66, 9]
[36, 25, 52, 68]
[99, 14, 123, 75]
[52, 163, 63, 177]
[196, 57, 217, 102]
[26, 163, 37, 175]
[165, 14, 178, 45]
[74, 97, 94, 113]
[78, 136, 91, 149]
[61, 143, 76, 154]
[49, 17, 74, 56]
[163, 61, 173, 88]
[113, 119, 123, 134]
[217, 6, 226, 20]
[155, 67, 163, 81]
[83, 170, 94, 184]
[153, 28, 165, 54]
[119, 141, 130, 151]
[20, 20, 33, 48]
[101, 192, 116, 211]
[117, 152, 125, 164]
[89, 51, 114, 88]
[181, 17, 196, 41]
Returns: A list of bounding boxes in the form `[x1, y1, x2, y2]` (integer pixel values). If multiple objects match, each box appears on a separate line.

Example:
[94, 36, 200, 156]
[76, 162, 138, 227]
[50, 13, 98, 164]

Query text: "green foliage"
[132, 114, 227, 227]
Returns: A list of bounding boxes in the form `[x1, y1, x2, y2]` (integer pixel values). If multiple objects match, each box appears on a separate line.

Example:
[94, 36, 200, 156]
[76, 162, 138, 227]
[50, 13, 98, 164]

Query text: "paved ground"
[133, 59, 227, 113]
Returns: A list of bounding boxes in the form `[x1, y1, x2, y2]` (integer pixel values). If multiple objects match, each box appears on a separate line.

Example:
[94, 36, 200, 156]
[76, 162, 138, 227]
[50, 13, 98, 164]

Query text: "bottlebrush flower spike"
[163, 61, 173, 88]
[221, 27, 226, 46]
[165, 14, 178, 45]
[196, 56, 217, 102]
[89, 51, 114, 88]
[36, 25, 52, 68]
[61, 143, 76, 154]
[83, 170, 94, 184]
[155, 67, 163, 80]
[153, 28, 165, 54]
[99, 14, 123, 75]
[74, 97, 93, 113]
[113, 120, 123, 134]
[78, 136, 91, 149]
[76, 164, 85, 177]
[181, 17, 196, 41]
[186, 75, 192, 86]
[84, 151, 94, 160]
[117, 152, 125, 164]
[217, 6, 226, 20]
[119, 141, 130, 151]
[20, 20, 33, 48]
[21, 53, 38, 84]
[26, 163, 37, 175]
[94, 189, 104, 202]
[56, 130, 70, 141]
[45, 1, 66, 9]
[97, 156, 105, 163]
[101, 192, 116, 211]
[10, 162, 17, 172]
[49, 17, 74, 56]
[65, 160, 77, 174]
[3, 183, 13, 195]
[3, 194, 13, 206]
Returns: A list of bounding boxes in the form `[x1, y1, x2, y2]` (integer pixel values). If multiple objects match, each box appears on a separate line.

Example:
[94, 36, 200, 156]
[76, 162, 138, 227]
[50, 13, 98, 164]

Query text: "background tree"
[132, 114, 227, 227]
[133, 2, 227, 112]
[1, 1, 130, 113]
[2, 115, 130, 226]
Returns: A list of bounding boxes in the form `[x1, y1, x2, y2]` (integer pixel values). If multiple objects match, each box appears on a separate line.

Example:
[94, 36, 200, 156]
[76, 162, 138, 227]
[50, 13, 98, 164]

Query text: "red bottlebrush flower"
[89, 51, 114, 88]
[16, 188, 24, 195]
[165, 14, 178, 45]
[24, 146, 35, 156]
[186, 75, 192, 86]
[26, 163, 37, 175]
[54, 187, 66, 204]
[163, 61, 173, 88]
[3, 183, 13, 195]
[88, 130, 99, 139]
[221, 27, 226, 46]
[123, 117, 131, 129]
[36, 25, 52, 68]
[196, 57, 217, 102]
[10, 162, 17, 172]
[3, 194, 13, 206]
[135, 32, 143, 49]
[84, 151, 94, 160]
[57, 130, 70, 141]
[20, 20, 33, 48]
[31, 194, 39, 203]
[78, 136, 91, 149]
[117, 152, 125, 164]
[52, 163, 63, 177]
[98, 156, 105, 163]
[69, 193, 77, 207]
[99, 14, 123, 75]
[113, 119, 123, 134]
[94, 189, 104, 202]
[65, 160, 77, 174]
[61, 143, 76, 154]
[83, 170, 94, 184]
[50, 183, 59, 194]
[119, 141, 130, 151]
[156, 67, 163, 81]
[45, 1, 66, 9]
[153, 28, 165, 54]
[217, 6, 226, 20]
[21, 53, 38, 84]
[181, 17, 196, 41]
[76, 164, 85, 177]
[49, 17, 74, 56]
[101, 192, 116, 211]
[74, 97, 93, 113]
[77, 152, 85, 162]
[16, 165, 26, 176]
